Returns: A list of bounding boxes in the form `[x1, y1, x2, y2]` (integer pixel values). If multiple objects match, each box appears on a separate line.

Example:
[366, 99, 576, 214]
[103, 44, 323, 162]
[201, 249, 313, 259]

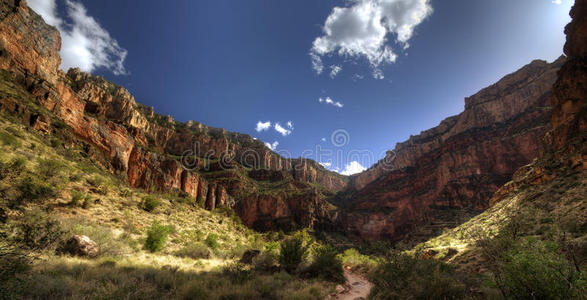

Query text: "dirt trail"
[327, 268, 373, 300]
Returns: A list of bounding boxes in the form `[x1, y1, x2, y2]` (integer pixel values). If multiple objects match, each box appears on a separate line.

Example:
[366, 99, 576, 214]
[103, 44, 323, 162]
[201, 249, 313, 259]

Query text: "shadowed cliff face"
[337, 57, 565, 241]
[489, 0, 586, 208]
[0, 0, 347, 231]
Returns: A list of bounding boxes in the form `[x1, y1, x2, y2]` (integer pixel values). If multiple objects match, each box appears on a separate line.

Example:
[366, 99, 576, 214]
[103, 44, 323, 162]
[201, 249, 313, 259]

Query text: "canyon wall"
[0, 0, 347, 231]
[338, 57, 565, 241]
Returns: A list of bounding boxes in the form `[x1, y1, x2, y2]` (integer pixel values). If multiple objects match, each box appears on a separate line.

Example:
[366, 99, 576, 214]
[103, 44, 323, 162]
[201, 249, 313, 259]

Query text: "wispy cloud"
[255, 121, 272, 132]
[28, 0, 129, 75]
[329, 65, 342, 78]
[552, 0, 562, 4]
[264, 141, 279, 150]
[310, 0, 432, 79]
[274, 123, 292, 136]
[319, 97, 344, 108]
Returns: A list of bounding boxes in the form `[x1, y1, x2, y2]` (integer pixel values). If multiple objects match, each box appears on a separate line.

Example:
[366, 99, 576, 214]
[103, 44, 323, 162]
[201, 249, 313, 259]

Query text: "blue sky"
[28, 0, 573, 175]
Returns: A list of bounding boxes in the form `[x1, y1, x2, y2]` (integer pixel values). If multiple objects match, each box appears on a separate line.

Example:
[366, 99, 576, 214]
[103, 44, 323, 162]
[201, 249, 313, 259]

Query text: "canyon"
[0, 0, 582, 243]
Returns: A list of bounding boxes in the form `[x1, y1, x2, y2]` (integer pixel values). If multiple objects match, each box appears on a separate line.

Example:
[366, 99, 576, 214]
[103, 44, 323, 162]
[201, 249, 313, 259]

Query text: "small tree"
[279, 236, 308, 273]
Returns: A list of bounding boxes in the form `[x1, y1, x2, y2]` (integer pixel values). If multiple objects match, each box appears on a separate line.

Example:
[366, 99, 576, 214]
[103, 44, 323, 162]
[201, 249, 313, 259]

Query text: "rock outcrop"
[338, 57, 565, 241]
[0, 0, 347, 231]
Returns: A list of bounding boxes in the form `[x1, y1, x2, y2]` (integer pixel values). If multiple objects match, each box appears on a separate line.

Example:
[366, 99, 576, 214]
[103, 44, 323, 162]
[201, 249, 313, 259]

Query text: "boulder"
[63, 235, 99, 258]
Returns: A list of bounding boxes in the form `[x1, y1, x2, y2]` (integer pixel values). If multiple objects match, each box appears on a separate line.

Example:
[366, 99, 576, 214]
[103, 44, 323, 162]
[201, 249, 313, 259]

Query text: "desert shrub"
[0, 131, 21, 147]
[17, 176, 57, 203]
[174, 242, 210, 259]
[306, 245, 344, 283]
[37, 158, 64, 178]
[144, 222, 173, 253]
[279, 236, 309, 273]
[82, 196, 93, 209]
[69, 191, 85, 207]
[369, 251, 466, 299]
[49, 138, 62, 148]
[489, 237, 585, 299]
[0, 243, 31, 281]
[340, 248, 377, 272]
[142, 195, 162, 212]
[205, 233, 219, 250]
[16, 209, 67, 250]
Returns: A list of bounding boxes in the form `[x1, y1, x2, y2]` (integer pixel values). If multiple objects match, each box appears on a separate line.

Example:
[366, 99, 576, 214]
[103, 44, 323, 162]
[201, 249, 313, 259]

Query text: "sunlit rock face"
[0, 0, 348, 230]
[338, 57, 565, 241]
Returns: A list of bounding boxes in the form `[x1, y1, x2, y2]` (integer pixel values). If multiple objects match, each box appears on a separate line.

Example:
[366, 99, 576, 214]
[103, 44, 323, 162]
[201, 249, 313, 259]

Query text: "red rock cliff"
[338, 57, 564, 241]
[0, 0, 347, 231]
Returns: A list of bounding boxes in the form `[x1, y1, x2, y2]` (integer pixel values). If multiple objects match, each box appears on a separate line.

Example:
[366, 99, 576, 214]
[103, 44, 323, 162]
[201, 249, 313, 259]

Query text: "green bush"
[37, 158, 64, 178]
[17, 176, 58, 203]
[50, 138, 62, 148]
[69, 191, 85, 207]
[307, 245, 344, 283]
[491, 237, 585, 299]
[278, 236, 309, 273]
[16, 209, 67, 250]
[142, 195, 162, 212]
[144, 222, 173, 253]
[0, 131, 21, 147]
[205, 233, 219, 250]
[174, 242, 211, 259]
[369, 251, 466, 299]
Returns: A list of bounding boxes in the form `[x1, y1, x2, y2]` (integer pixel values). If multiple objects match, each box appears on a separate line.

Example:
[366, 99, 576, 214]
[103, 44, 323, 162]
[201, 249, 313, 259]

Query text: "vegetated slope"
[415, 0, 586, 278]
[0, 89, 336, 298]
[336, 56, 564, 242]
[0, 0, 348, 233]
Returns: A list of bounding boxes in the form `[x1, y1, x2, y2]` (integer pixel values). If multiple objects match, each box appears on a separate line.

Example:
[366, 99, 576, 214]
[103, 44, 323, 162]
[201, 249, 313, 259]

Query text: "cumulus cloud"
[311, 0, 432, 79]
[28, 0, 128, 75]
[264, 141, 279, 151]
[274, 123, 292, 136]
[329, 65, 342, 78]
[319, 97, 344, 108]
[255, 121, 272, 132]
[340, 161, 367, 176]
[286, 121, 294, 130]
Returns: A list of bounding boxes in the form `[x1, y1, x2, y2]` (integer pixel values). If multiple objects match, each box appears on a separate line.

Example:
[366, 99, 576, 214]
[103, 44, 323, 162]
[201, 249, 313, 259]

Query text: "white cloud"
[311, 0, 432, 79]
[340, 161, 367, 176]
[321, 137, 327, 142]
[320, 162, 332, 168]
[286, 121, 294, 130]
[255, 121, 272, 132]
[274, 123, 292, 136]
[264, 141, 279, 150]
[28, 0, 128, 75]
[329, 65, 342, 78]
[552, 0, 562, 4]
[319, 97, 344, 108]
